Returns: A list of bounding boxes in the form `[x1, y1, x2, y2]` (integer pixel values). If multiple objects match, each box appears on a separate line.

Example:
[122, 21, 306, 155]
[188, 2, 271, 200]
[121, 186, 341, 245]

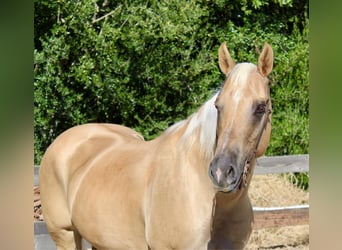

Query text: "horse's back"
[39, 123, 147, 249]
[40, 123, 144, 192]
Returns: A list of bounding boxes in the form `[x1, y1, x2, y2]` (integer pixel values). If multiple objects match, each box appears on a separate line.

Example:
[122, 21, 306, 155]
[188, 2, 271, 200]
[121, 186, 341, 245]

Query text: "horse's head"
[209, 42, 274, 193]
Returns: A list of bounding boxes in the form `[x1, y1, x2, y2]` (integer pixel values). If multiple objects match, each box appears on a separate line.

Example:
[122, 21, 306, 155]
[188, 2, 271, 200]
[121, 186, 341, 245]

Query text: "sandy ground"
[246, 174, 309, 249]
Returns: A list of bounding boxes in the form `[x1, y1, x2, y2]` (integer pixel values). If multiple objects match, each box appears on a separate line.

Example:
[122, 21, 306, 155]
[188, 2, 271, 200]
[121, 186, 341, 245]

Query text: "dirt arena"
[246, 174, 309, 249]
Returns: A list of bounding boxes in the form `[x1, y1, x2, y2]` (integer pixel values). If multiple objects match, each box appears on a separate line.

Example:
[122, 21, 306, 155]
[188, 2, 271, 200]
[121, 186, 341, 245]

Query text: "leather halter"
[241, 98, 271, 188]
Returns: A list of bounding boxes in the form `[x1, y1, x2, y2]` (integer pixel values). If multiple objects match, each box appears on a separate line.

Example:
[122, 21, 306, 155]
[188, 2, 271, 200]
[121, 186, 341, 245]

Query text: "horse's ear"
[218, 42, 235, 75]
[257, 43, 274, 77]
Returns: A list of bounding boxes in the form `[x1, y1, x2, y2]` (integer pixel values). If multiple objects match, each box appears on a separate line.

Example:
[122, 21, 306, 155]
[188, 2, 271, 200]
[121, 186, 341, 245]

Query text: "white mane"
[165, 93, 218, 161]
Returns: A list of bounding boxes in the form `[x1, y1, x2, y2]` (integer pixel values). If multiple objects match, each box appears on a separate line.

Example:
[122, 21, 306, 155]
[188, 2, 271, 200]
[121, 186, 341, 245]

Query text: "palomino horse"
[39, 42, 273, 250]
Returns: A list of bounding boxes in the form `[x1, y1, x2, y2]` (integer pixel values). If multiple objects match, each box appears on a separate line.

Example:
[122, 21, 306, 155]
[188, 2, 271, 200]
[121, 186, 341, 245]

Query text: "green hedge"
[34, 0, 309, 188]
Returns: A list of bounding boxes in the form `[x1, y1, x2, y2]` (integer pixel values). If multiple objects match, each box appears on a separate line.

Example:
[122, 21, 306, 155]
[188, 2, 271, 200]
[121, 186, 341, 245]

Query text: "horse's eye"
[255, 104, 266, 114]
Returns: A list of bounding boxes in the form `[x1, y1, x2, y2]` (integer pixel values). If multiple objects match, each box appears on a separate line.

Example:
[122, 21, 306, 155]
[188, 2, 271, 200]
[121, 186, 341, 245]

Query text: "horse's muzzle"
[208, 153, 242, 193]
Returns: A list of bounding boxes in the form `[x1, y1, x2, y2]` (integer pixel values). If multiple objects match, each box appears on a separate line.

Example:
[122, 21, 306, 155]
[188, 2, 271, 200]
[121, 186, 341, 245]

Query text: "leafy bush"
[34, 0, 309, 192]
[35, 0, 215, 163]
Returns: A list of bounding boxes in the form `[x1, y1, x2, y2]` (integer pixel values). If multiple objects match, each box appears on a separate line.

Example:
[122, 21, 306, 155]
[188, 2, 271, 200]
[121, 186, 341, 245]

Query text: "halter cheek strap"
[241, 100, 271, 187]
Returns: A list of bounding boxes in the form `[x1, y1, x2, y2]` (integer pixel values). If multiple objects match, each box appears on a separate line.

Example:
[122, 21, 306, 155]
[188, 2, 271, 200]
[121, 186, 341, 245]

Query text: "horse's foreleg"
[49, 229, 76, 250]
[73, 230, 83, 250]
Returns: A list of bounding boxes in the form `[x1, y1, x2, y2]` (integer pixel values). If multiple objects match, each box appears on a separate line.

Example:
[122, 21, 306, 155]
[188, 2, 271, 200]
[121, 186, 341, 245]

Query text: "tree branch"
[92, 6, 122, 24]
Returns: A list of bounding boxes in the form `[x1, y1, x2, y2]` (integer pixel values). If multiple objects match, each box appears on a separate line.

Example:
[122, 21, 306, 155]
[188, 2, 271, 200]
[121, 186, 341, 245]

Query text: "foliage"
[288, 172, 309, 191]
[34, 0, 309, 191]
[34, 0, 218, 163]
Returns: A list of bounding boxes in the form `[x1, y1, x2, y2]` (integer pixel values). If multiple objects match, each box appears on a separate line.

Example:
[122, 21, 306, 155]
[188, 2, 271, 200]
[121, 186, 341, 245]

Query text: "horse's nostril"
[226, 167, 234, 178]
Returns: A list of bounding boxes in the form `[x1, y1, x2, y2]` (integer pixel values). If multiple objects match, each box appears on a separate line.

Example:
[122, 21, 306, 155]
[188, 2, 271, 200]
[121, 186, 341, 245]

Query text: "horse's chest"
[147, 218, 211, 249]
[146, 193, 213, 249]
